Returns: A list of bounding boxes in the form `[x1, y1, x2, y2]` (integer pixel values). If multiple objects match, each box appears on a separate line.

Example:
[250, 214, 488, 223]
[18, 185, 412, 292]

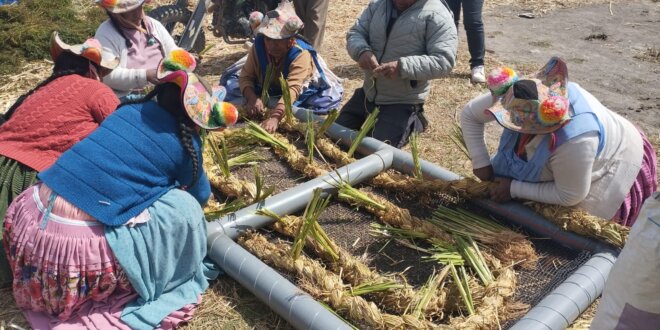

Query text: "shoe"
[471, 66, 486, 84]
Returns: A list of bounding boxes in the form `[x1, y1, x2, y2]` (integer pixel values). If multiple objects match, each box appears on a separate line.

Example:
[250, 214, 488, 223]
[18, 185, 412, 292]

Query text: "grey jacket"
[346, 0, 457, 104]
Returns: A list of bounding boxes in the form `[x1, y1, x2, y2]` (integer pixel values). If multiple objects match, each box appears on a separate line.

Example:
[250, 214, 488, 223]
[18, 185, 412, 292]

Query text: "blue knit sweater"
[39, 101, 211, 226]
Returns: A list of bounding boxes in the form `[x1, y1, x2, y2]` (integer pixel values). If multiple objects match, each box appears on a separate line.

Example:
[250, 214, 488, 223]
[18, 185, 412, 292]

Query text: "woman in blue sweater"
[2, 50, 238, 329]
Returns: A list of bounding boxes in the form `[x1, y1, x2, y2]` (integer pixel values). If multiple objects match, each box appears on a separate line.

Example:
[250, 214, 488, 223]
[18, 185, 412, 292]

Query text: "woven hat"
[486, 57, 570, 134]
[96, 0, 147, 14]
[50, 31, 119, 70]
[157, 49, 238, 130]
[256, 0, 303, 39]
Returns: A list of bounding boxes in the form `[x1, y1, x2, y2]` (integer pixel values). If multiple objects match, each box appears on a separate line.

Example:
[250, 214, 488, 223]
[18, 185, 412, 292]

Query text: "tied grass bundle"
[431, 205, 537, 269]
[348, 107, 380, 157]
[348, 280, 405, 297]
[316, 109, 340, 138]
[410, 267, 450, 319]
[260, 212, 442, 318]
[261, 63, 274, 106]
[239, 232, 437, 329]
[450, 264, 475, 315]
[208, 136, 230, 178]
[305, 116, 315, 164]
[455, 235, 493, 286]
[279, 74, 295, 126]
[337, 182, 387, 211]
[253, 165, 274, 202]
[410, 133, 423, 180]
[291, 188, 338, 261]
[246, 121, 290, 150]
[204, 198, 247, 220]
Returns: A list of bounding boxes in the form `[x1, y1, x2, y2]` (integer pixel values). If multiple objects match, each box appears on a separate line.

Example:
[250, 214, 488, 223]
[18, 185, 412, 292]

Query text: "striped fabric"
[0, 155, 38, 286]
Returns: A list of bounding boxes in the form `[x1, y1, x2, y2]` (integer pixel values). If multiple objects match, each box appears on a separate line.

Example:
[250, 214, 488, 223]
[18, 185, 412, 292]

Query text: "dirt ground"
[484, 0, 660, 136]
[1, 0, 659, 329]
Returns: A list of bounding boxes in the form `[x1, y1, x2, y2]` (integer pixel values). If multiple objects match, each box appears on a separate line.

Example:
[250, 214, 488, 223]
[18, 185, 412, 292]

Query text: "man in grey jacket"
[337, 0, 458, 147]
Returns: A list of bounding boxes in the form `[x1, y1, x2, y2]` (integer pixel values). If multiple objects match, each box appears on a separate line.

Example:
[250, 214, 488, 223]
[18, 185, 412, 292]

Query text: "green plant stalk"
[255, 208, 282, 222]
[347, 107, 380, 157]
[412, 269, 444, 319]
[348, 280, 405, 296]
[227, 150, 263, 168]
[260, 63, 274, 105]
[336, 182, 386, 211]
[253, 165, 275, 202]
[246, 121, 289, 150]
[450, 120, 470, 158]
[450, 264, 475, 315]
[306, 117, 315, 164]
[369, 223, 429, 240]
[455, 235, 493, 285]
[208, 137, 230, 178]
[316, 108, 340, 138]
[291, 189, 337, 260]
[279, 74, 294, 125]
[410, 132, 423, 180]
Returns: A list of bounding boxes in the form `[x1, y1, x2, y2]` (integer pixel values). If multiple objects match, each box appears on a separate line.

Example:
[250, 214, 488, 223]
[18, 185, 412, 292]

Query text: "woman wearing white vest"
[460, 57, 656, 227]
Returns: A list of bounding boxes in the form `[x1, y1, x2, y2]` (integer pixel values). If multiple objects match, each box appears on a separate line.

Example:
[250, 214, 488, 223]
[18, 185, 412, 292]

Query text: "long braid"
[107, 13, 133, 48]
[154, 83, 201, 189]
[178, 120, 200, 189]
[1, 67, 87, 125]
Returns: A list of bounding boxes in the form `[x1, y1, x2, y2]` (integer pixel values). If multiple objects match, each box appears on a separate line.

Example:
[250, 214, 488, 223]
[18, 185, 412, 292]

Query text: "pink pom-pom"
[487, 67, 518, 96]
[539, 95, 569, 125]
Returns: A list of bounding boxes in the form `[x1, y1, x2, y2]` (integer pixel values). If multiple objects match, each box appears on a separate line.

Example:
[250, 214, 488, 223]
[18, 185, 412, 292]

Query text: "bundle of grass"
[448, 257, 526, 329]
[278, 75, 295, 126]
[260, 64, 274, 106]
[336, 181, 453, 243]
[246, 121, 327, 178]
[370, 172, 491, 200]
[203, 198, 247, 220]
[432, 206, 538, 269]
[348, 108, 380, 157]
[527, 202, 629, 247]
[290, 189, 338, 260]
[239, 232, 438, 329]
[204, 137, 258, 200]
[258, 209, 444, 317]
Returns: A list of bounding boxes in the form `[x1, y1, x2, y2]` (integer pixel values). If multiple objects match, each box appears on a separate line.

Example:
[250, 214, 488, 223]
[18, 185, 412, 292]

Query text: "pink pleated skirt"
[3, 184, 199, 329]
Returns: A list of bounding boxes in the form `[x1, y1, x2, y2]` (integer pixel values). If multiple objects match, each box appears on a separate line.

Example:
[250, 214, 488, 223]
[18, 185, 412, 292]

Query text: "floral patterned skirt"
[3, 184, 131, 321]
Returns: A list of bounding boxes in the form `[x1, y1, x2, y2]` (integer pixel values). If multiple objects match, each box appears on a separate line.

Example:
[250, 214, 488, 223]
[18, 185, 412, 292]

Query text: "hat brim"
[97, 0, 144, 14]
[159, 70, 238, 130]
[50, 32, 119, 70]
[486, 103, 568, 135]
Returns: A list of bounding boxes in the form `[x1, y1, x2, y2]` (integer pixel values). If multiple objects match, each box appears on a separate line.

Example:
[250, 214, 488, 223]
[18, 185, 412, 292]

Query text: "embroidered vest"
[491, 83, 606, 182]
[254, 35, 329, 107]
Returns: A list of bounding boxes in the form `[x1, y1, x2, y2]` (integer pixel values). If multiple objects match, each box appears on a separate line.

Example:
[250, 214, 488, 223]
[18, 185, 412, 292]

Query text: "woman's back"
[39, 101, 211, 226]
[0, 75, 118, 172]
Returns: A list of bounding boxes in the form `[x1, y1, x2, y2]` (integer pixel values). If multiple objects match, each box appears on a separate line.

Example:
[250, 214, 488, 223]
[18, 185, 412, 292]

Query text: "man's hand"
[246, 96, 265, 118]
[489, 177, 513, 203]
[261, 116, 280, 133]
[358, 51, 379, 71]
[373, 61, 400, 79]
[473, 165, 494, 182]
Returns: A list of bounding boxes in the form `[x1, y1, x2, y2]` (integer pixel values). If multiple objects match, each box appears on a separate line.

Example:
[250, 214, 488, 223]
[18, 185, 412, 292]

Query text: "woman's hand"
[246, 97, 265, 118]
[489, 177, 512, 203]
[473, 165, 494, 182]
[146, 69, 160, 84]
[373, 61, 400, 79]
[261, 116, 280, 133]
[358, 51, 379, 71]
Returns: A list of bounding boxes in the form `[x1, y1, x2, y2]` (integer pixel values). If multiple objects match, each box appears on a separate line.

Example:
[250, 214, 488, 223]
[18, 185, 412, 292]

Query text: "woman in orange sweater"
[0, 32, 119, 286]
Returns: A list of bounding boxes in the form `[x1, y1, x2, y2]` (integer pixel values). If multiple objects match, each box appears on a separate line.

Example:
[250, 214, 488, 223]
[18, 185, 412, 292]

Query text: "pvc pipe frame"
[290, 107, 618, 330]
[206, 150, 394, 330]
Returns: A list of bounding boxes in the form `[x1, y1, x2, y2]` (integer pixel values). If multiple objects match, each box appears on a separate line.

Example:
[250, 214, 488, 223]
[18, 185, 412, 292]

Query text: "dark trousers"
[445, 0, 485, 68]
[336, 88, 428, 148]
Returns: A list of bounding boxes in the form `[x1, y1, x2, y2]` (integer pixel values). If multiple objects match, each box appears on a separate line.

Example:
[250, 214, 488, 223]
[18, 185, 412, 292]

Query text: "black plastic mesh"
[222, 141, 595, 328]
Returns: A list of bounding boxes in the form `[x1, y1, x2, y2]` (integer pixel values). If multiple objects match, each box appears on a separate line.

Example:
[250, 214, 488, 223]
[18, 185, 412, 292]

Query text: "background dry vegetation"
[1, 0, 656, 329]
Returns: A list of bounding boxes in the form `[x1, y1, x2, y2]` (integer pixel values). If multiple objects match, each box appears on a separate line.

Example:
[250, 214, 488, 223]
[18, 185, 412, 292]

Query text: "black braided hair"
[107, 12, 133, 48]
[1, 52, 92, 124]
[156, 83, 201, 189]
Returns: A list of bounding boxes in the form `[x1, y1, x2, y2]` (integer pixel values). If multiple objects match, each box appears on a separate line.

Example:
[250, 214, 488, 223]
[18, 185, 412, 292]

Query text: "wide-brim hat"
[256, 0, 303, 39]
[50, 31, 119, 70]
[486, 57, 570, 134]
[157, 50, 238, 130]
[96, 0, 147, 14]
